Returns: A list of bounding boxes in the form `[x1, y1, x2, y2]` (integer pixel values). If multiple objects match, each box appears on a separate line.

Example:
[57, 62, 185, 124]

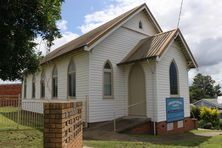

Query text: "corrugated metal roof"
[194, 99, 222, 109]
[41, 3, 162, 64]
[203, 99, 222, 109]
[119, 29, 177, 64]
[118, 29, 198, 68]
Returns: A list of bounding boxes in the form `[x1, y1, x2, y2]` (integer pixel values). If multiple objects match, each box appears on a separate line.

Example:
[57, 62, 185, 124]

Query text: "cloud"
[56, 20, 68, 31]
[0, 80, 21, 84]
[35, 20, 79, 55]
[79, 0, 222, 85]
[191, 38, 222, 67]
[189, 61, 222, 87]
[79, 0, 148, 33]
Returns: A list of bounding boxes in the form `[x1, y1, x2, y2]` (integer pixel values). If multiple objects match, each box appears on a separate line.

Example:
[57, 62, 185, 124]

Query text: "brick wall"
[0, 84, 21, 107]
[126, 117, 197, 135]
[154, 118, 197, 135]
[44, 101, 83, 148]
[0, 84, 21, 96]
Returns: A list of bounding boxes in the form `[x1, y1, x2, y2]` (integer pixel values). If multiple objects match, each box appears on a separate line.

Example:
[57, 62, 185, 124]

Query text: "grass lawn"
[0, 129, 43, 148]
[1, 106, 222, 148]
[84, 130, 222, 148]
[0, 106, 43, 148]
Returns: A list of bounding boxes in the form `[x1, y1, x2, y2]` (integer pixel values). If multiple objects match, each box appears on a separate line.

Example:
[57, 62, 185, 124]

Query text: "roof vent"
[139, 21, 143, 29]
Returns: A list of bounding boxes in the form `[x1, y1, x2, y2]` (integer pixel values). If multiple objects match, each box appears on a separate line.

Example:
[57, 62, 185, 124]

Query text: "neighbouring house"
[22, 3, 198, 134]
[0, 83, 22, 106]
[193, 98, 222, 118]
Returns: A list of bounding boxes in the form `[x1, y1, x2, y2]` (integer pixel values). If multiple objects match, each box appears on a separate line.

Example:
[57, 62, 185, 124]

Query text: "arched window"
[23, 77, 27, 99]
[103, 61, 113, 98]
[68, 60, 76, 98]
[32, 75, 35, 98]
[40, 71, 45, 98]
[52, 66, 58, 98]
[170, 61, 178, 95]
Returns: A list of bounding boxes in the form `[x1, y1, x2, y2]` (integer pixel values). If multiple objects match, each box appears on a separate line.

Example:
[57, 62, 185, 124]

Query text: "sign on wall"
[166, 97, 184, 122]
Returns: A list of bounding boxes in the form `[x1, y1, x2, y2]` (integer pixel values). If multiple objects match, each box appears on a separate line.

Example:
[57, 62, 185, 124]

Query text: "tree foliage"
[190, 73, 222, 102]
[0, 0, 64, 81]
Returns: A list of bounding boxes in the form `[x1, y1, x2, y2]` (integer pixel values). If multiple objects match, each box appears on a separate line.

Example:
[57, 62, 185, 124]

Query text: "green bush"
[199, 107, 220, 128]
[190, 104, 200, 120]
[219, 119, 222, 129]
[198, 120, 213, 129]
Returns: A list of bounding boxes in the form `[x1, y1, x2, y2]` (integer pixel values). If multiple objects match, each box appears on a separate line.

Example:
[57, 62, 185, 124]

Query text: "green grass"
[0, 129, 43, 148]
[1, 107, 222, 148]
[0, 106, 43, 130]
[84, 130, 222, 148]
[0, 106, 43, 148]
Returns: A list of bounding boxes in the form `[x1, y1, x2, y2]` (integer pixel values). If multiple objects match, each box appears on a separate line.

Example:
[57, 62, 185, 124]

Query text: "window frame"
[103, 60, 113, 99]
[67, 59, 76, 99]
[40, 71, 45, 99]
[32, 75, 36, 98]
[169, 60, 179, 96]
[23, 77, 27, 99]
[52, 66, 58, 98]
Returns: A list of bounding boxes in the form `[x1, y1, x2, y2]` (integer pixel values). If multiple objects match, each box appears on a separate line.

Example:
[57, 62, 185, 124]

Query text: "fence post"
[17, 94, 21, 129]
[44, 101, 83, 148]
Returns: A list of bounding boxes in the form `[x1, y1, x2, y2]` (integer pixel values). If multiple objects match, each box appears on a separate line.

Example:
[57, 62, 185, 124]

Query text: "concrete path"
[194, 130, 222, 137]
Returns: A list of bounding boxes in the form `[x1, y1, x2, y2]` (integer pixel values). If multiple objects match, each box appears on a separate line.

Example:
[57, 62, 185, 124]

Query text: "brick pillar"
[44, 101, 83, 148]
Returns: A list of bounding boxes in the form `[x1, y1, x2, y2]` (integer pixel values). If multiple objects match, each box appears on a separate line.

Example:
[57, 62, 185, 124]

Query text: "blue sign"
[166, 97, 184, 122]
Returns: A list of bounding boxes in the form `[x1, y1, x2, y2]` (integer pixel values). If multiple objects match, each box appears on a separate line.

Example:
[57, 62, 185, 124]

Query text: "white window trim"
[103, 60, 114, 99]
[169, 60, 180, 96]
[67, 59, 76, 99]
[40, 71, 45, 99]
[52, 66, 58, 99]
[32, 75, 36, 99]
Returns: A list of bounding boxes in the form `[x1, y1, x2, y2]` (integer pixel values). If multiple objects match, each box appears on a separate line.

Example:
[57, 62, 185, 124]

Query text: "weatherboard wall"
[123, 11, 157, 35]
[22, 51, 89, 121]
[156, 42, 190, 122]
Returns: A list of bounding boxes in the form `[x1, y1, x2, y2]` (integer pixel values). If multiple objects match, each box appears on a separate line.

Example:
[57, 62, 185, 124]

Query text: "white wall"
[22, 51, 89, 122]
[123, 11, 157, 36]
[141, 61, 157, 121]
[156, 42, 190, 122]
[88, 27, 148, 122]
[23, 51, 89, 100]
[88, 10, 159, 123]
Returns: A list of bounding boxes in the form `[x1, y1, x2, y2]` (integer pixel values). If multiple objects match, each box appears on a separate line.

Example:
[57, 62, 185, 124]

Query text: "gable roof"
[194, 99, 222, 109]
[118, 29, 198, 68]
[41, 3, 162, 64]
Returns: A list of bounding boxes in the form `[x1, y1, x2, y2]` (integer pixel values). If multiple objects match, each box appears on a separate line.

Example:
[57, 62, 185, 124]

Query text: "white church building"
[22, 4, 198, 134]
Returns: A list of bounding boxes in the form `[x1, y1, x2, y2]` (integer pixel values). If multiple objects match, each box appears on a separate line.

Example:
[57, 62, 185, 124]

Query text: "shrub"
[198, 120, 213, 129]
[199, 107, 220, 128]
[190, 104, 200, 120]
[219, 119, 222, 129]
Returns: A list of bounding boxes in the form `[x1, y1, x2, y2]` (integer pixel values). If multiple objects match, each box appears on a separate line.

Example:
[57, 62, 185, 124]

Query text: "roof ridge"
[86, 4, 145, 46]
[154, 28, 178, 36]
[41, 3, 163, 64]
[41, 4, 147, 64]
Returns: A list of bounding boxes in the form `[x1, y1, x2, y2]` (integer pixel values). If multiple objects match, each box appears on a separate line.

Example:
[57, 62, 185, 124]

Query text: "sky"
[2, 0, 222, 86]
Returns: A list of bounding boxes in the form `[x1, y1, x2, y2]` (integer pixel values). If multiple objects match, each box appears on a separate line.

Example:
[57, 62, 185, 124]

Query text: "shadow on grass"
[129, 131, 211, 147]
[84, 130, 212, 147]
[0, 108, 43, 131]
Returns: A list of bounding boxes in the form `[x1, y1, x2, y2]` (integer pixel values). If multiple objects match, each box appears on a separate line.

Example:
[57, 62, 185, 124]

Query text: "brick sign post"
[44, 101, 83, 148]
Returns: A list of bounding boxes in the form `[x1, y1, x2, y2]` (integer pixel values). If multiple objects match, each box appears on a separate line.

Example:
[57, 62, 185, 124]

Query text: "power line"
[177, 0, 184, 28]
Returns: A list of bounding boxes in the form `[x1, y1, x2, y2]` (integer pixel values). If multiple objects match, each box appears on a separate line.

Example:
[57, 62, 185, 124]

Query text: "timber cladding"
[44, 101, 83, 148]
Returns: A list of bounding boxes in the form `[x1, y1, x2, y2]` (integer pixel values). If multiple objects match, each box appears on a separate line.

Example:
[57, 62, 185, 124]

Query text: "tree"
[0, 0, 64, 81]
[214, 84, 222, 96]
[190, 73, 222, 102]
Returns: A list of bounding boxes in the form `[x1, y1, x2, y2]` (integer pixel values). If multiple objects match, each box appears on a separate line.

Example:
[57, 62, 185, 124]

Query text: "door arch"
[128, 63, 146, 116]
